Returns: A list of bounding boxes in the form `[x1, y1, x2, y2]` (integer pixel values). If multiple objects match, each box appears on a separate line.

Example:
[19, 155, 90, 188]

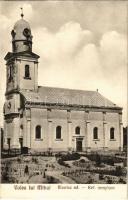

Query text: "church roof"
[20, 86, 121, 110]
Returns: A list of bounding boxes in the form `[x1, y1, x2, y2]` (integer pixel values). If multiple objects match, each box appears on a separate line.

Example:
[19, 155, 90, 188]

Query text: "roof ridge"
[38, 85, 97, 93]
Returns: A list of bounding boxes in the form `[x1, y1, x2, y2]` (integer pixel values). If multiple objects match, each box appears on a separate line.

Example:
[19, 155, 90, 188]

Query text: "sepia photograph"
[0, 0, 127, 197]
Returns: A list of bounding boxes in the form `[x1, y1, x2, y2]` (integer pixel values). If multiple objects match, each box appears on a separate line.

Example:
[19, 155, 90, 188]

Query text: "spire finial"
[20, 7, 24, 18]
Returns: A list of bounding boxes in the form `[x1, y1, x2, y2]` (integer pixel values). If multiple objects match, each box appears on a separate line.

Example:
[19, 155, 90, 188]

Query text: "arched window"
[56, 126, 61, 139]
[110, 127, 115, 140]
[75, 126, 80, 135]
[93, 127, 98, 139]
[35, 125, 41, 139]
[25, 65, 30, 79]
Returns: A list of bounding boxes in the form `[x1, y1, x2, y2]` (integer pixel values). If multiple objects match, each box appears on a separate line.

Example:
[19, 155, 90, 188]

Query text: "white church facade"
[3, 15, 123, 153]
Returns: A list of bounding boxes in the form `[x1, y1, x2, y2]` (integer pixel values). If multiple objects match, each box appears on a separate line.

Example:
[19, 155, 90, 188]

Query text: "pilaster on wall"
[26, 119, 31, 148]
[85, 111, 91, 151]
[47, 109, 52, 150]
[3, 138, 8, 150]
[67, 110, 72, 151]
[11, 117, 20, 149]
[119, 113, 123, 151]
[48, 120, 52, 149]
[34, 62, 38, 91]
[103, 112, 108, 150]
[86, 121, 91, 150]
[3, 121, 9, 149]
[25, 108, 31, 148]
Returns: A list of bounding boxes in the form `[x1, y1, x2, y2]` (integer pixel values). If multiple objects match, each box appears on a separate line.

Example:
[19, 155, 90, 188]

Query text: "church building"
[3, 14, 123, 153]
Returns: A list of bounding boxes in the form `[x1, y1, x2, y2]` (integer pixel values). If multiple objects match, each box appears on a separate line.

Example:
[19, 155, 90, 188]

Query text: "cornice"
[25, 101, 122, 113]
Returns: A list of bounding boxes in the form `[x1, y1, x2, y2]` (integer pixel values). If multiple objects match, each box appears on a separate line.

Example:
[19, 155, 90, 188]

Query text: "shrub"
[17, 158, 21, 163]
[118, 178, 126, 184]
[86, 176, 93, 184]
[55, 153, 62, 160]
[106, 159, 114, 166]
[123, 160, 127, 167]
[85, 153, 124, 166]
[95, 154, 101, 166]
[99, 173, 104, 180]
[107, 177, 113, 184]
[32, 157, 38, 163]
[79, 159, 86, 163]
[115, 166, 123, 176]
[2, 173, 9, 182]
[60, 152, 80, 161]
[58, 159, 70, 168]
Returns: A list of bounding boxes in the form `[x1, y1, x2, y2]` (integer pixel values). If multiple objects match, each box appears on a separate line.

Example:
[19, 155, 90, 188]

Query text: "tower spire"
[20, 7, 24, 19]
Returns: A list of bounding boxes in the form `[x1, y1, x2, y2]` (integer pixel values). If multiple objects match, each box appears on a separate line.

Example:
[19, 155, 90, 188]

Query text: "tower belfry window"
[8, 65, 13, 82]
[24, 65, 30, 79]
[93, 127, 98, 140]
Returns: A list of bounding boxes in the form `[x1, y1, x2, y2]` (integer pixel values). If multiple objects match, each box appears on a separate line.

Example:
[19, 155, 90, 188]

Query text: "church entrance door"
[76, 140, 82, 152]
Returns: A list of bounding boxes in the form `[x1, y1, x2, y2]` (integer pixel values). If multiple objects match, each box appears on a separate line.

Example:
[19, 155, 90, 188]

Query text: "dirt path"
[46, 170, 76, 184]
[28, 175, 48, 183]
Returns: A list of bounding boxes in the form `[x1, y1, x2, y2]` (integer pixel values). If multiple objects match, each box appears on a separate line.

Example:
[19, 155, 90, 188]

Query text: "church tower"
[4, 11, 39, 149]
[5, 12, 39, 94]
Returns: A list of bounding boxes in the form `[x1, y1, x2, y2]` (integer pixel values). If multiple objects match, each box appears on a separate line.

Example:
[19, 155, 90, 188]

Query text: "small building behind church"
[3, 14, 123, 153]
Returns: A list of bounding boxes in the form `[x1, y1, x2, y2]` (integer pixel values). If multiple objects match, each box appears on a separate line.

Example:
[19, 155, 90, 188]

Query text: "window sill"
[110, 139, 116, 141]
[55, 139, 63, 141]
[24, 77, 31, 80]
[93, 139, 100, 141]
[35, 139, 43, 141]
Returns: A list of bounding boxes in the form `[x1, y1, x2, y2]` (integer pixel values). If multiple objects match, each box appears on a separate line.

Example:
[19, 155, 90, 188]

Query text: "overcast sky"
[0, 1, 127, 126]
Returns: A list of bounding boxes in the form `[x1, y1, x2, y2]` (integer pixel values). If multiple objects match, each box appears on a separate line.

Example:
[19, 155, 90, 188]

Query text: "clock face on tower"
[23, 28, 31, 38]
